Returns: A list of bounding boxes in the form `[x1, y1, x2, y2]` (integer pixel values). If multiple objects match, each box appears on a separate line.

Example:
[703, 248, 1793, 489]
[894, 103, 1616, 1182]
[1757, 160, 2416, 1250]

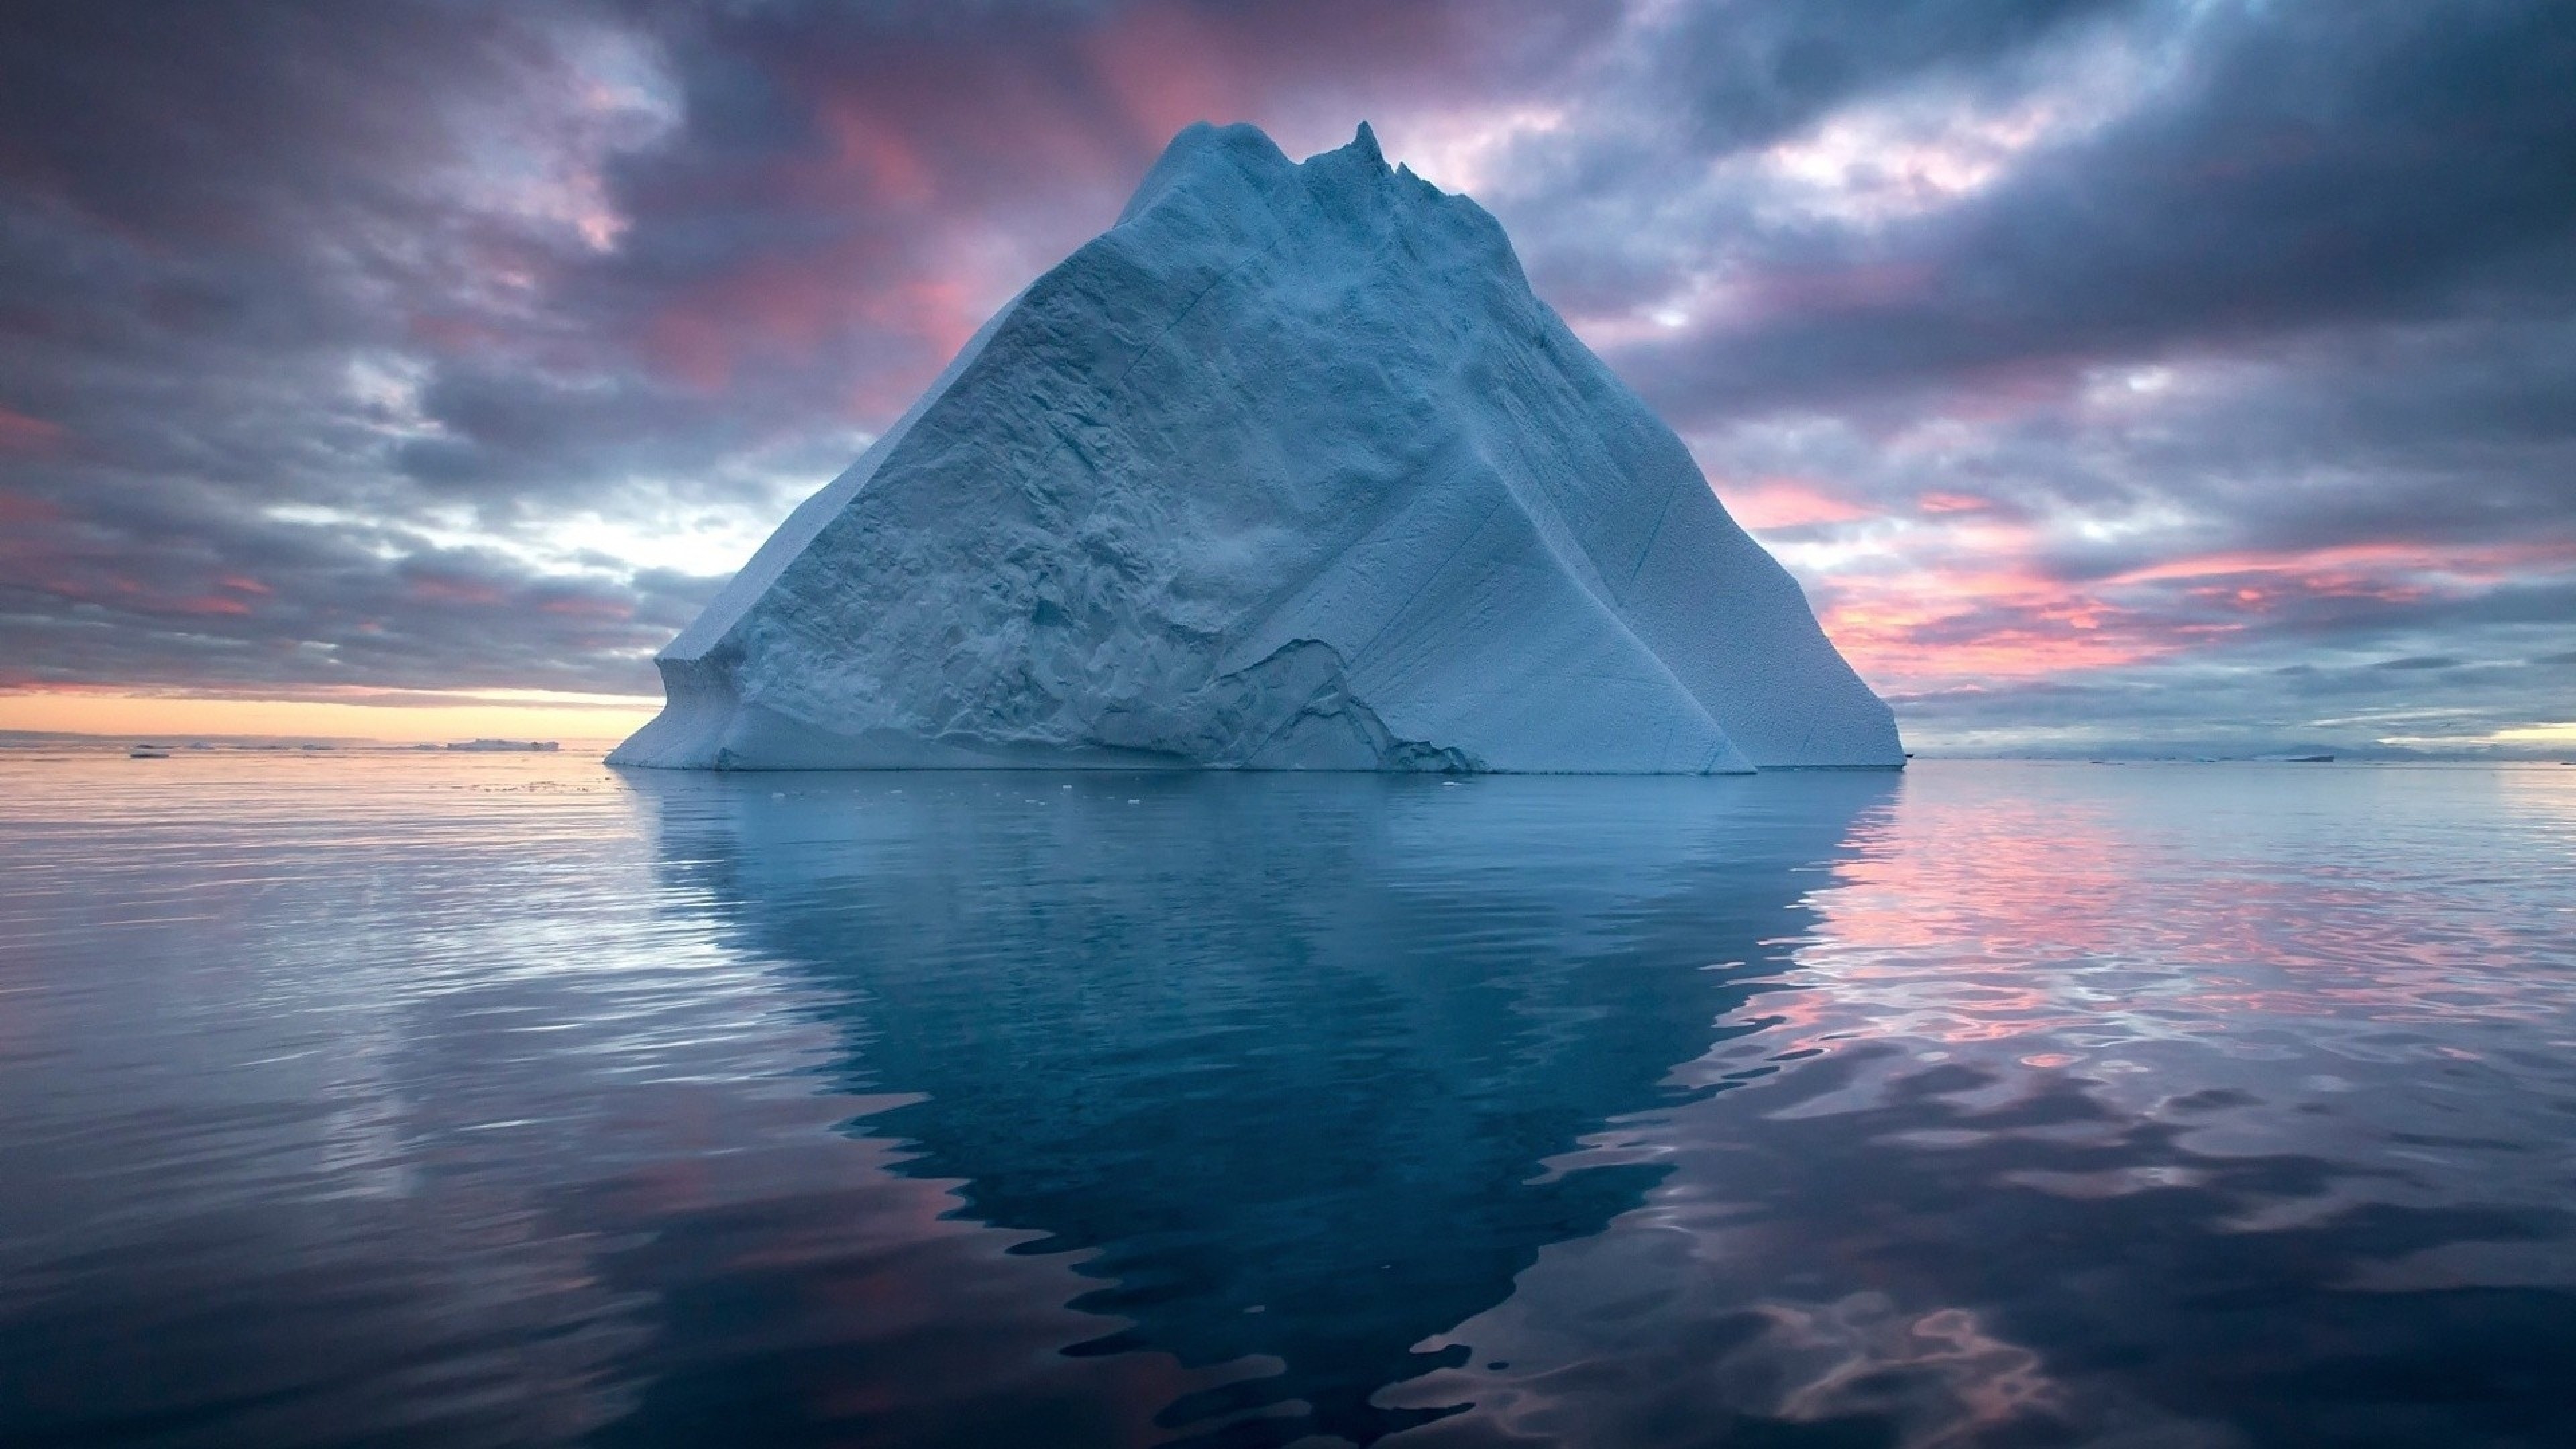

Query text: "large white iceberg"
[612, 123, 1902, 774]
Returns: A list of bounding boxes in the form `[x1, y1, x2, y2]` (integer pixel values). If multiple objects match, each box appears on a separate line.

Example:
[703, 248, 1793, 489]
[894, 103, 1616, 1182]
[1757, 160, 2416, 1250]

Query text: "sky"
[1, 0, 2571, 754]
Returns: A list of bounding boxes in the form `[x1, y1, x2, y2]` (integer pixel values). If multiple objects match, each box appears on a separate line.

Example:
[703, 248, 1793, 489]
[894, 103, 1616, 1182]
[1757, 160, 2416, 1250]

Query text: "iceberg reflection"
[625, 769, 1893, 1444]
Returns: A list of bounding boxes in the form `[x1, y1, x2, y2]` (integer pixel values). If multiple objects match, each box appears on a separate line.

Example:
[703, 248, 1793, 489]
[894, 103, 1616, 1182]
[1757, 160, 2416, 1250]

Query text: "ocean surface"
[2, 753, 2572, 1448]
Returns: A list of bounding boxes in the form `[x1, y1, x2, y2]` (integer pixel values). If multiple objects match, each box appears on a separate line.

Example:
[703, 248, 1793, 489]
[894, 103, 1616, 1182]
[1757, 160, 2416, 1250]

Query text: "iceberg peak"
[1348, 119, 1384, 167]
[1114, 120, 1289, 225]
[614, 122, 1903, 774]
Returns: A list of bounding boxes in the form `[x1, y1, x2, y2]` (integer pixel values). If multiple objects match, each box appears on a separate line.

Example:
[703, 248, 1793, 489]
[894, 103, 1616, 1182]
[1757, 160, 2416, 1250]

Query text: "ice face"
[612, 123, 1904, 773]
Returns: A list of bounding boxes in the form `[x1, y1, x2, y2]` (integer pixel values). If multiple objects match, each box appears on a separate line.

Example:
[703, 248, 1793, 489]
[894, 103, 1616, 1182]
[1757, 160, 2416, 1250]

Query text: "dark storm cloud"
[1761, 311, 2576, 587]
[0, 0, 1635, 702]
[0, 4, 523, 241]
[0, 0, 2569, 750]
[0, 0, 696, 694]
[1652, 0, 2141, 150]
[1461, 0, 2576, 751]
[551, 0, 1618, 413]
[1599, 0, 2576, 413]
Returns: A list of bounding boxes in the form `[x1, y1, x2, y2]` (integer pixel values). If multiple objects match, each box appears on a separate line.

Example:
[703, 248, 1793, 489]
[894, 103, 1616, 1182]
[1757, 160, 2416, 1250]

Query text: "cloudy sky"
[2, 0, 2570, 753]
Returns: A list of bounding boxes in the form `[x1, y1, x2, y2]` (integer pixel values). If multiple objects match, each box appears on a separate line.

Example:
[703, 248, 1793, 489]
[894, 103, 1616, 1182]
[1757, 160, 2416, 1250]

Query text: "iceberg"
[612, 123, 1902, 774]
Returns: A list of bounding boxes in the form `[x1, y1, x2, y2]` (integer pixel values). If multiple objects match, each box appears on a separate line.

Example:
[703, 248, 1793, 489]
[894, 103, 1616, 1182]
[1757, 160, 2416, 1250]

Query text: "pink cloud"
[537, 596, 631, 621]
[405, 576, 509, 607]
[1735, 262, 1937, 322]
[1801, 531, 2576, 698]
[1723, 476, 1878, 530]
[0, 488, 62, 524]
[2108, 539, 2573, 588]
[1819, 570, 2188, 686]
[0, 406, 65, 453]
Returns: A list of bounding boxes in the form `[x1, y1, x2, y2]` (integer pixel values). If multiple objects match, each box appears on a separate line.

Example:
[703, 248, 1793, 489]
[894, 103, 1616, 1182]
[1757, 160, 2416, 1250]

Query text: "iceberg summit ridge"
[612, 122, 1904, 774]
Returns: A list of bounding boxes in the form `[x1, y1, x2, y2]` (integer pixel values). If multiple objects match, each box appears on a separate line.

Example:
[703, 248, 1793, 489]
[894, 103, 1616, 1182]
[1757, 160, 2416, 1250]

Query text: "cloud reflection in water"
[2, 757, 2572, 1447]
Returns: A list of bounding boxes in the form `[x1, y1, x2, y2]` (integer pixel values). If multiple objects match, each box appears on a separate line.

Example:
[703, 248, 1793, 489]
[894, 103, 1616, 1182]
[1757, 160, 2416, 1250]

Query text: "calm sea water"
[2, 753, 2572, 1448]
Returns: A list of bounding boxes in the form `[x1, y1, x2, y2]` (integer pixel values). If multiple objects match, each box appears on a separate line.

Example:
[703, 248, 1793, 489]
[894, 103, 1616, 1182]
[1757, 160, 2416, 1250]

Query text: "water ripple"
[2, 752, 2572, 1447]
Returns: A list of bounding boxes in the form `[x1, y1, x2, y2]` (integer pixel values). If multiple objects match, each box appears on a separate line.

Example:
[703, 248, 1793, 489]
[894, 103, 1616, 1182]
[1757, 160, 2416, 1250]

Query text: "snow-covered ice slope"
[612, 123, 1903, 773]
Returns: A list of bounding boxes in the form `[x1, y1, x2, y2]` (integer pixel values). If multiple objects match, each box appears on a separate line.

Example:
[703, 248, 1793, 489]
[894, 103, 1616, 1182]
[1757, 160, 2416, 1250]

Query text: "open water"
[2, 753, 2572, 1448]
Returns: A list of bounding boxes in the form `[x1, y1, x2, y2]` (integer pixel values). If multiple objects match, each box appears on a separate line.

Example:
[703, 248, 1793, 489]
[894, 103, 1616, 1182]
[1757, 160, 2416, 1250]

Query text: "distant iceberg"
[613, 123, 1902, 773]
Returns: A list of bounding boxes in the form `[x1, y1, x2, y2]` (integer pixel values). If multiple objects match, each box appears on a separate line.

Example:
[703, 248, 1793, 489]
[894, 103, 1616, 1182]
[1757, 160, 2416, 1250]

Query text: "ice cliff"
[611, 123, 1904, 773]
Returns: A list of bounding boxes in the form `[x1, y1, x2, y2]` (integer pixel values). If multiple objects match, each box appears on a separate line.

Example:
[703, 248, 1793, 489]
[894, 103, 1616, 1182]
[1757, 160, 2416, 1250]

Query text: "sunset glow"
[2, 1, 2569, 757]
[0, 688, 653, 747]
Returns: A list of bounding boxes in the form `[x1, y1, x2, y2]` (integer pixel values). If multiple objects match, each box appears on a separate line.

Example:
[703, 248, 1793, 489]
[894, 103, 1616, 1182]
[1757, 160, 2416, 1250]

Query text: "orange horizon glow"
[0, 687, 657, 747]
